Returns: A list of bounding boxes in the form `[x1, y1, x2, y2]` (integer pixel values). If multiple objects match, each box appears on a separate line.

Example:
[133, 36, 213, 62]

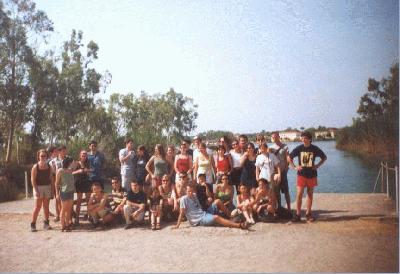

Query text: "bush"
[0, 176, 19, 202]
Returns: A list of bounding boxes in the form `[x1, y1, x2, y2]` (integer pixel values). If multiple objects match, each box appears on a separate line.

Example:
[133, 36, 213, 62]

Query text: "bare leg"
[306, 187, 314, 215]
[60, 201, 66, 229]
[42, 198, 50, 220]
[214, 215, 241, 228]
[32, 198, 43, 223]
[296, 186, 305, 216]
[56, 197, 61, 219]
[214, 199, 229, 216]
[75, 193, 83, 221]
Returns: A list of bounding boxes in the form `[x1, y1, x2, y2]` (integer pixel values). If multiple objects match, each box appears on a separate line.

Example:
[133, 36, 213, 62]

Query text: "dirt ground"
[0, 193, 398, 273]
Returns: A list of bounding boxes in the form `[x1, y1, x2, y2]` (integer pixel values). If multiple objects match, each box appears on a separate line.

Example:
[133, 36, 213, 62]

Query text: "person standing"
[72, 150, 91, 225]
[229, 140, 243, 192]
[174, 141, 193, 183]
[30, 149, 53, 232]
[255, 143, 281, 218]
[270, 132, 292, 216]
[88, 140, 106, 190]
[289, 131, 327, 222]
[51, 145, 67, 222]
[119, 138, 136, 190]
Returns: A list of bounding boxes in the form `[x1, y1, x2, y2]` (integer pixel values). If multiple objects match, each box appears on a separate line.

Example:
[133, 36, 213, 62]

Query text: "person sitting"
[253, 179, 275, 221]
[175, 172, 190, 205]
[158, 174, 178, 221]
[195, 173, 214, 211]
[123, 181, 146, 229]
[87, 182, 114, 228]
[236, 184, 255, 224]
[214, 173, 235, 215]
[148, 187, 163, 230]
[174, 184, 249, 229]
[109, 177, 127, 222]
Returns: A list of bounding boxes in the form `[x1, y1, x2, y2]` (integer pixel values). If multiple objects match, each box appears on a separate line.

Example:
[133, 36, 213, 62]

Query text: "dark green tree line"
[336, 62, 399, 163]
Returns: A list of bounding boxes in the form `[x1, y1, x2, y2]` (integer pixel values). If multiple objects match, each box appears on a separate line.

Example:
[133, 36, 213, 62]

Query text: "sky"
[33, 0, 399, 134]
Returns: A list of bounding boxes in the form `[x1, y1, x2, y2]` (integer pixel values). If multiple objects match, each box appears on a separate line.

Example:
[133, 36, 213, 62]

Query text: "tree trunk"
[5, 122, 15, 163]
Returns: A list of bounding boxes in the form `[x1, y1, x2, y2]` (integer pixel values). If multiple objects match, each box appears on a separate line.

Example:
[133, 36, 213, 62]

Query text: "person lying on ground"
[174, 184, 249, 229]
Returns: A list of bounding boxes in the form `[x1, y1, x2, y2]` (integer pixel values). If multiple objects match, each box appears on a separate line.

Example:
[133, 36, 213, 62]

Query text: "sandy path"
[0, 193, 398, 273]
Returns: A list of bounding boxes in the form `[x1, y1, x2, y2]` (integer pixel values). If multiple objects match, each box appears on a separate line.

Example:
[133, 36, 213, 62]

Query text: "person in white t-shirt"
[255, 143, 281, 218]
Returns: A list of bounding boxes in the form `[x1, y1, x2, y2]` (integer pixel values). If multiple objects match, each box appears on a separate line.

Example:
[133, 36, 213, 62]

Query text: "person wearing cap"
[289, 131, 327, 222]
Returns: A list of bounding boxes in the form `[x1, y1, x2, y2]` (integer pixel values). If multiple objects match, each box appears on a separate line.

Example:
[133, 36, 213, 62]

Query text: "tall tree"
[0, 0, 53, 162]
[51, 30, 105, 144]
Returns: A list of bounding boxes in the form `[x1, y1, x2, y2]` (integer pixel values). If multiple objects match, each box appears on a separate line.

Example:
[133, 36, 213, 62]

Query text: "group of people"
[30, 131, 327, 232]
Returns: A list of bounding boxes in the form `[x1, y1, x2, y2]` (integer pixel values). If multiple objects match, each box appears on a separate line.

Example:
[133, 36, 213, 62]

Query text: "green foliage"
[0, 0, 53, 162]
[336, 63, 399, 163]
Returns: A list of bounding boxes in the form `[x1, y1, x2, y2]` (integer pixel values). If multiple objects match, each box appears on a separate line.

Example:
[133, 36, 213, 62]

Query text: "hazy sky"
[34, 0, 399, 134]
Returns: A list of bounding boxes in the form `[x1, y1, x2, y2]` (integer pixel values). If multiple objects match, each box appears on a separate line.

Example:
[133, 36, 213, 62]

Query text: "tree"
[0, 0, 53, 162]
[50, 30, 106, 144]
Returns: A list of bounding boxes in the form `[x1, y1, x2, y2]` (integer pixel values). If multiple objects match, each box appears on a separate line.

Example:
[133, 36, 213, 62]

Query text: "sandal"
[65, 225, 72, 232]
[151, 223, 156, 230]
[156, 223, 161, 230]
[239, 221, 249, 230]
[306, 213, 315, 222]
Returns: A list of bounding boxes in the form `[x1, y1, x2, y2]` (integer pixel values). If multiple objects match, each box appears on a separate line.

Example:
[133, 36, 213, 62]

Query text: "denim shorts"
[206, 203, 218, 215]
[199, 213, 216, 226]
[60, 191, 74, 201]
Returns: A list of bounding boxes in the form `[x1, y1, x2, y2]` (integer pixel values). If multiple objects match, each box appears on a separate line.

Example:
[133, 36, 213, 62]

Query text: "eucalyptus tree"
[52, 29, 106, 144]
[0, 0, 53, 162]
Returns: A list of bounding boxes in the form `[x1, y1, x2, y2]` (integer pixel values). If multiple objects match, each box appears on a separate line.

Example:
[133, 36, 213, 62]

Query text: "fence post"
[386, 162, 390, 199]
[373, 166, 382, 193]
[395, 166, 399, 214]
[381, 162, 385, 193]
[24, 171, 29, 199]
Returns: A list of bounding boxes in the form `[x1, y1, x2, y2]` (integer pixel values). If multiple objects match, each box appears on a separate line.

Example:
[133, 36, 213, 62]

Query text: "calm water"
[282, 140, 379, 198]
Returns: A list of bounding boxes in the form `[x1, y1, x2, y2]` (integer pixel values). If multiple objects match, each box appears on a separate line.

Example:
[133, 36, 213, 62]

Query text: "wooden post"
[381, 162, 385, 193]
[25, 171, 28, 199]
[386, 162, 390, 199]
[395, 166, 399, 214]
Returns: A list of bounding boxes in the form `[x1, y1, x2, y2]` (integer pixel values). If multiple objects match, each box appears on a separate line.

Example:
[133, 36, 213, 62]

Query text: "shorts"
[97, 208, 111, 218]
[206, 203, 218, 215]
[34, 185, 53, 199]
[297, 176, 318, 188]
[280, 171, 289, 194]
[199, 213, 216, 226]
[60, 191, 74, 201]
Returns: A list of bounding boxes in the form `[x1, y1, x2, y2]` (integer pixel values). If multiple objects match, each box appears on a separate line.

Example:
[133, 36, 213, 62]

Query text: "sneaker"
[30, 222, 37, 232]
[43, 220, 52, 230]
[54, 216, 60, 222]
[292, 214, 301, 222]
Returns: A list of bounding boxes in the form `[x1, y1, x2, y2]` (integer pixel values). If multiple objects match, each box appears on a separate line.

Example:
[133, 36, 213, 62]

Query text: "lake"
[280, 140, 380, 198]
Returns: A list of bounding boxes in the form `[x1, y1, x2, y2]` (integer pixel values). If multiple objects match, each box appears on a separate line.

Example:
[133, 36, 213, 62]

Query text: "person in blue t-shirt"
[87, 140, 106, 189]
[174, 184, 249, 229]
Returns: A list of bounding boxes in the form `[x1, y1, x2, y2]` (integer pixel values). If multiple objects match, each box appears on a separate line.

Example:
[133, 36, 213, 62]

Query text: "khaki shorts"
[34, 185, 53, 199]
[97, 208, 111, 218]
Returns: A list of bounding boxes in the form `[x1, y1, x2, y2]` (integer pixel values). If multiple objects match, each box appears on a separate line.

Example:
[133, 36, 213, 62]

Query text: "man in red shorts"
[289, 131, 327, 222]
